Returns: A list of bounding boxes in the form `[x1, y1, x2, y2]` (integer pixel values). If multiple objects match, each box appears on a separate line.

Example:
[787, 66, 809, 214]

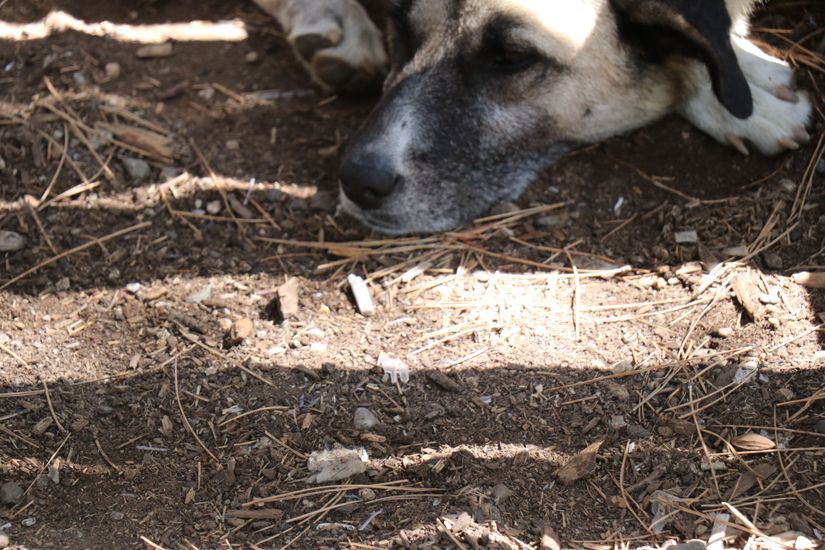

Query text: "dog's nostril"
[339, 155, 401, 209]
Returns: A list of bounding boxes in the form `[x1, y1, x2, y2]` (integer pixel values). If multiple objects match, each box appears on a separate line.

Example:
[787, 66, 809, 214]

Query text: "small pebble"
[55, 277, 71, 291]
[206, 200, 221, 215]
[674, 230, 698, 244]
[136, 42, 173, 58]
[758, 293, 781, 305]
[762, 252, 783, 270]
[244, 51, 260, 63]
[121, 157, 151, 181]
[104, 62, 121, 80]
[226, 139, 240, 151]
[353, 407, 379, 431]
[229, 318, 254, 343]
[125, 282, 142, 294]
[0, 230, 25, 252]
[110, 511, 125, 521]
[778, 178, 796, 192]
[715, 327, 733, 338]
[359, 488, 376, 501]
[21, 518, 36, 527]
[0, 481, 23, 505]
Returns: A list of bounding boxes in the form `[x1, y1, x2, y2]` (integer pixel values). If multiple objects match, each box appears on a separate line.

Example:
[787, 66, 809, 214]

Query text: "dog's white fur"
[255, 0, 812, 233]
[257, 0, 810, 156]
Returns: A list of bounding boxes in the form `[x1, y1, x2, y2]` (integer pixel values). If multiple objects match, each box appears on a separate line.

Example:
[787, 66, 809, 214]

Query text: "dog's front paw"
[254, 0, 387, 93]
[679, 39, 812, 156]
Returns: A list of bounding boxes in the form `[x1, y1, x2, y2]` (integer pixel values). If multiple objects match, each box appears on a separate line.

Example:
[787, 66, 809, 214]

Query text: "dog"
[253, 0, 812, 235]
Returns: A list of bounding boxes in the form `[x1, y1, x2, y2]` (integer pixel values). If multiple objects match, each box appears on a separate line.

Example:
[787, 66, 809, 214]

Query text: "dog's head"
[339, 0, 753, 234]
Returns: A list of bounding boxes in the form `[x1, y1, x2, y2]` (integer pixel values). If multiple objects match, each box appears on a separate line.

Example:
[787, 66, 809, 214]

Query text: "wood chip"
[791, 271, 825, 289]
[731, 432, 775, 451]
[97, 122, 175, 161]
[347, 274, 375, 317]
[555, 439, 603, 485]
[732, 271, 766, 320]
[426, 371, 462, 393]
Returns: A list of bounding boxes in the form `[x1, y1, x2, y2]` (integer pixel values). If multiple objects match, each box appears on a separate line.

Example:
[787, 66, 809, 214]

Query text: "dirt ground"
[1, 1, 824, 549]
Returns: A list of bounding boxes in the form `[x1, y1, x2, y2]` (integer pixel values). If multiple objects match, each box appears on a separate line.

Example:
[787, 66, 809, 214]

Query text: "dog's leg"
[253, 0, 387, 92]
[678, 36, 811, 155]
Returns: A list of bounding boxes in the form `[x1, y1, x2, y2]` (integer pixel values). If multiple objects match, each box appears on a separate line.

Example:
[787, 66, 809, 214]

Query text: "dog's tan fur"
[255, 0, 812, 234]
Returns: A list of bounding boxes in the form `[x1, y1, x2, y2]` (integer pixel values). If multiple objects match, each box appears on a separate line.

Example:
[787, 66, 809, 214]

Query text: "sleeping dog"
[254, 0, 812, 234]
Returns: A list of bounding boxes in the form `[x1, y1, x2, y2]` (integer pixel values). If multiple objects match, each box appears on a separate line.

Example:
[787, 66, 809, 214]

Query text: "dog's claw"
[774, 85, 799, 103]
[726, 133, 750, 156]
[793, 127, 811, 144]
[777, 137, 799, 150]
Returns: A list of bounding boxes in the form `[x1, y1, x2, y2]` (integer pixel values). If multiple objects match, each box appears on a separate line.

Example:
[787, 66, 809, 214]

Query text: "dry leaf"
[555, 440, 603, 485]
[731, 432, 775, 451]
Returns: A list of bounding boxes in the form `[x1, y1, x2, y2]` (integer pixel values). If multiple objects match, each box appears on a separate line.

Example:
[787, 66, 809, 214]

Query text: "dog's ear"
[612, 0, 753, 119]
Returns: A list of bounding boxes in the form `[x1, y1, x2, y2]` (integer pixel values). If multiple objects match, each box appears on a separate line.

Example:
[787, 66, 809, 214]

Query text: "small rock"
[758, 293, 781, 305]
[206, 200, 221, 215]
[0, 481, 24, 505]
[776, 388, 794, 401]
[674, 230, 698, 244]
[306, 447, 369, 484]
[225, 139, 240, 151]
[359, 488, 376, 501]
[121, 157, 151, 181]
[309, 341, 327, 353]
[104, 62, 121, 80]
[778, 178, 796, 192]
[125, 282, 142, 294]
[55, 277, 71, 291]
[540, 524, 562, 550]
[353, 407, 379, 431]
[110, 511, 125, 521]
[815, 419, 825, 434]
[225, 318, 253, 346]
[97, 404, 114, 416]
[136, 42, 173, 58]
[0, 230, 26, 252]
[763, 252, 783, 270]
[21, 518, 36, 527]
[185, 286, 212, 304]
[244, 51, 260, 63]
[492, 483, 514, 502]
[714, 327, 733, 338]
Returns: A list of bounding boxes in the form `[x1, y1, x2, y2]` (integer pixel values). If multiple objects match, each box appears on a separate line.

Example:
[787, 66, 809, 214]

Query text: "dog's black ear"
[612, 0, 753, 119]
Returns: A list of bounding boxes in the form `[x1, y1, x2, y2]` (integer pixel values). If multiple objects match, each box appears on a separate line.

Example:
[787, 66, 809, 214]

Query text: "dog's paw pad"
[265, 0, 387, 93]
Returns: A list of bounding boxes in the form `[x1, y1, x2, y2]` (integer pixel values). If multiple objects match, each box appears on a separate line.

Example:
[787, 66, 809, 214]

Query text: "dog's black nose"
[339, 154, 400, 209]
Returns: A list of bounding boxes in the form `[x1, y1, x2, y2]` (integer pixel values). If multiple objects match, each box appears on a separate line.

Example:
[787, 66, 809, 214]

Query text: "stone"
[0, 481, 24, 505]
[0, 230, 25, 252]
[121, 157, 151, 181]
[353, 407, 379, 431]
